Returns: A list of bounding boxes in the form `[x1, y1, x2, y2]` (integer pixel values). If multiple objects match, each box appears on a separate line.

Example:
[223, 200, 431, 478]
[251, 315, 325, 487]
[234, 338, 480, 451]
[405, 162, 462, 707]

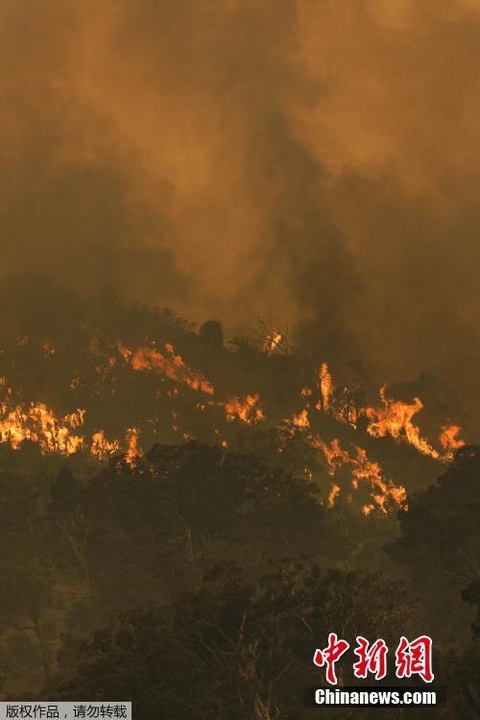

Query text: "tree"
[55, 607, 221, 720]
[388, 445, 480, 646]
[56, 561, 416, 720]
[79, 442, 347, 609]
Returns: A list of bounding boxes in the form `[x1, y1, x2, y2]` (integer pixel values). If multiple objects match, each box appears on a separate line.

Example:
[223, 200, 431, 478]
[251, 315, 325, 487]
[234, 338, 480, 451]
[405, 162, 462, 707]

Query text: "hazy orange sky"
[1, 0, 480, 413]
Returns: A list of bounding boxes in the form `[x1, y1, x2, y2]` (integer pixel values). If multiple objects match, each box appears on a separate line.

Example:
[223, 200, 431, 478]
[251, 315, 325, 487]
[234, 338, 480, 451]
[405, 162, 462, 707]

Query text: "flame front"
[0, 333, 464, 519]
[0, 400, 85, 455]
[117, 342, 214, 395]
[0, 394, 120, 459]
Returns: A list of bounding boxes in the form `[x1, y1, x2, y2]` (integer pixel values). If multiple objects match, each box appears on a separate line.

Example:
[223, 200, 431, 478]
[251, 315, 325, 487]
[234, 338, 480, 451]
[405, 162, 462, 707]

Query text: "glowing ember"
[41, 341, 55, 355]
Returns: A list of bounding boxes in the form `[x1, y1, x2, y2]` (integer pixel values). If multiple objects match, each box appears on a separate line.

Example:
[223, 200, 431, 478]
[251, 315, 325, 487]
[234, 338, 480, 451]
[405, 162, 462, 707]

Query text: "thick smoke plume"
[1, 0, 479, 426]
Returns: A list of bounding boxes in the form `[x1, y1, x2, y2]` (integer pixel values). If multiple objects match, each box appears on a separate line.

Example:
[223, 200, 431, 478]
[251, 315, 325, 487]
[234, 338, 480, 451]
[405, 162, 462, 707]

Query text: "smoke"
[1, 0, 480, 421]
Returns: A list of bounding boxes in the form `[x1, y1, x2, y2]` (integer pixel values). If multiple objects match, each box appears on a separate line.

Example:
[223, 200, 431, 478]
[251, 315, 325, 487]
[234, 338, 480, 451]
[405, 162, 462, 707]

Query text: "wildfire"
[281, 362, 463, 513]
[0, 329, 464, 519]
[117, 342, 214, 395]
[314, 369, 465, 463]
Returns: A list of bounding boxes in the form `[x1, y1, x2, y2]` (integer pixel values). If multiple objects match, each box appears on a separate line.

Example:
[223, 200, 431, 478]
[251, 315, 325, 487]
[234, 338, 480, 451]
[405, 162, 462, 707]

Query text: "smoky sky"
[1, 0, 480, 413]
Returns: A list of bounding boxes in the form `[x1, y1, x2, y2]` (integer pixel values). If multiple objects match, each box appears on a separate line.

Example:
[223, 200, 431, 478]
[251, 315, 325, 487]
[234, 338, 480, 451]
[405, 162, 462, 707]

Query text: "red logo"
[353, 636, 388, 680]
[313, 633, 350, 685]
[312, 634, 434, 685]
[395, 635, 434, 683]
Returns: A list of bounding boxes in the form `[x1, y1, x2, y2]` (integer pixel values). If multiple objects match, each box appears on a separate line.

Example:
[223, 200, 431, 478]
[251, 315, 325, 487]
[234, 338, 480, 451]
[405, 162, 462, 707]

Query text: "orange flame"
[351, 446, 408, 513]
[0, 401, 85, 455]
[124, 427, 143, 467]
[0, 391, 121, 460]
[438, 424, 465, 461]
[310, 436, 407, 514]
[439, 424, 465, 452]
[314, 364, 357, 427]
[117, 343, 214, 395]
[312, 437, 352, 472]
[363, 386, 440, 459]
[263, 331, 283, 354]
[318, 362, 333, 413]
[91, 431, 121, 460]
[327, 483, 341, 508]
[291, 408, 310, 429]
[223, 394, 265, 424]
